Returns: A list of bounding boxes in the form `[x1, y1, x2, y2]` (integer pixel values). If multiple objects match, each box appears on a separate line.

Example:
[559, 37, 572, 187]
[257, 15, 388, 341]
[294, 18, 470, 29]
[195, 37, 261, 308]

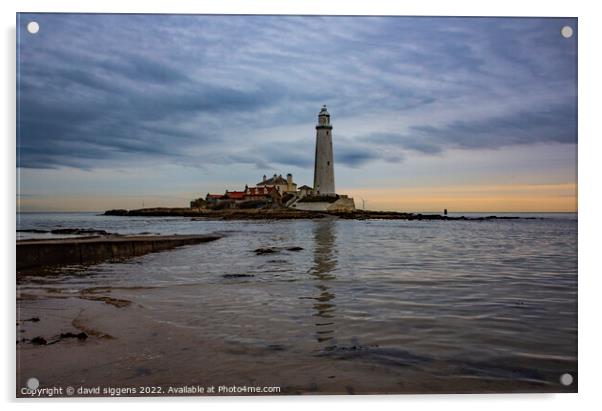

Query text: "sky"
[16, 14, 577, 212]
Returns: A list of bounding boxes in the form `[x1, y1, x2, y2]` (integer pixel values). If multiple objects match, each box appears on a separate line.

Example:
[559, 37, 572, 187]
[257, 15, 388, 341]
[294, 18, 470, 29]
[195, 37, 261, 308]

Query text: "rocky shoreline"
[104, 207, 531, 221]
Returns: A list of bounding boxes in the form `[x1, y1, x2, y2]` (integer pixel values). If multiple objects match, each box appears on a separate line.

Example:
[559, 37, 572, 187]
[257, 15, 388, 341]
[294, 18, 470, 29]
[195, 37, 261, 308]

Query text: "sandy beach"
[17, 284, 575, 396]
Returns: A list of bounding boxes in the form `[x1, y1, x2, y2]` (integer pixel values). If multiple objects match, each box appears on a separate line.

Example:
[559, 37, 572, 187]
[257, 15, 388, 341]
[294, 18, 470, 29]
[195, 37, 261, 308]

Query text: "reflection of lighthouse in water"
[309, 220, 338, 349]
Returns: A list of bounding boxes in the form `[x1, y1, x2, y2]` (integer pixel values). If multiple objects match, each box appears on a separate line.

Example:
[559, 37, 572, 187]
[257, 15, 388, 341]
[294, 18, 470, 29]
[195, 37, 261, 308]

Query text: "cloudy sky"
[17, 14, 577, 212]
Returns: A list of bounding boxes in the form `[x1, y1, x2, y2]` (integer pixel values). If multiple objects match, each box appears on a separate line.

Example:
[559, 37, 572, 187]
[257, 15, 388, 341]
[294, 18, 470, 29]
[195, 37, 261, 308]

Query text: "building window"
[327, 161, 330, 165]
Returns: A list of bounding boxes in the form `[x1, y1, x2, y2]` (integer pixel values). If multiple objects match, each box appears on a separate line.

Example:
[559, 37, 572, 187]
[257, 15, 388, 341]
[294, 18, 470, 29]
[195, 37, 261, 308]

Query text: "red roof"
[206, 194, 223, 199]
[225, 191, 245, 200]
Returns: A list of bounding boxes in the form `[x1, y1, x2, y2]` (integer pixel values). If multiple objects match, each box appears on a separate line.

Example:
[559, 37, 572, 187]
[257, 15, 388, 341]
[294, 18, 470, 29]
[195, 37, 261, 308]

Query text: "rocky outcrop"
[105, 208, 199, 217]
[103, 207, 533, 222]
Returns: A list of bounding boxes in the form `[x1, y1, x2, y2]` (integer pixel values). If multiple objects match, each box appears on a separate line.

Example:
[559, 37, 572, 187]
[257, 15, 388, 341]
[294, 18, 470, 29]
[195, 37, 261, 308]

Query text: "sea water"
[16, 212, 577, 393]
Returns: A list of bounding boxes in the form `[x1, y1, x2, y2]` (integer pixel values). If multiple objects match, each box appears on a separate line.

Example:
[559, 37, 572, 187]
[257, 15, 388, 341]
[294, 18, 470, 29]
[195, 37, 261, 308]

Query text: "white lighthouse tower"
[313, 105, 336, 196]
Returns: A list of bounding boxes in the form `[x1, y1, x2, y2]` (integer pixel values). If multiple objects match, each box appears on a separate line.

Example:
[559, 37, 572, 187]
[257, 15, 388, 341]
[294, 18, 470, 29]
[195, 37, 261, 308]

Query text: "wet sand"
[17, 282, 576, 397]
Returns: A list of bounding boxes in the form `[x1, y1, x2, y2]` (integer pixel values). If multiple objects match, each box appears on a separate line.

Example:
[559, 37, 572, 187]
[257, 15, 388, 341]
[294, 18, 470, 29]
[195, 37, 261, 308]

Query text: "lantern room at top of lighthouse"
[317, 105, 332, 128]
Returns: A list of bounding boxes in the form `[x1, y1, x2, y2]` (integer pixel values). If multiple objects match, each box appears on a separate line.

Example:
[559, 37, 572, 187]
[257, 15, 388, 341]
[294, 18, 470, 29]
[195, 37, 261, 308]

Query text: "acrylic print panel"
[16, 13, 577, 397]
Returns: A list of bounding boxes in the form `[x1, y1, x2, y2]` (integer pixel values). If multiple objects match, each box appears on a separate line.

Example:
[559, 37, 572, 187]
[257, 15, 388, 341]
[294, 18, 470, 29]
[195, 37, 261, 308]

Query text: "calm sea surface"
[16, 212, 577, 393]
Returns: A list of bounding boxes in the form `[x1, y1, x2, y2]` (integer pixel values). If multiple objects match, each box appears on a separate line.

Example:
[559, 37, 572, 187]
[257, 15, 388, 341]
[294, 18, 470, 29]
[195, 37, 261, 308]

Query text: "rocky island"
[103, 108, 531, 223]
[103, 207, 526, 221]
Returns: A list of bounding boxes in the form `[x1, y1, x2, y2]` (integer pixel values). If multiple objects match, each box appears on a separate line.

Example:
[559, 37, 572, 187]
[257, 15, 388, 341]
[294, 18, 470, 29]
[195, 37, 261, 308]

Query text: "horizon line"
[16, 210, 578, 214]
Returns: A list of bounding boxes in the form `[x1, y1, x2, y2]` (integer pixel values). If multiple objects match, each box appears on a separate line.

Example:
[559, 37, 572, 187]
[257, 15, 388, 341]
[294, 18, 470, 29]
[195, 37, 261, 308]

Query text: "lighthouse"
[313, 105, 336, 196]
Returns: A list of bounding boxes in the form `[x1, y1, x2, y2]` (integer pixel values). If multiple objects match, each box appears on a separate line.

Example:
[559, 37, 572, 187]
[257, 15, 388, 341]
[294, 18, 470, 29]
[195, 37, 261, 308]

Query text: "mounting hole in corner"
[560, 26, 573, 39]
[27, 21, 40, 34]
[560, 373, 573, 386]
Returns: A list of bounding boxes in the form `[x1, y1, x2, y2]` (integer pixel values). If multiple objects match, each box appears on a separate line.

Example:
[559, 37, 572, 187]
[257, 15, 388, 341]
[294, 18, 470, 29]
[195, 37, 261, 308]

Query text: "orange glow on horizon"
[343, 183, 577, 213]
[17, 182, 577, 213]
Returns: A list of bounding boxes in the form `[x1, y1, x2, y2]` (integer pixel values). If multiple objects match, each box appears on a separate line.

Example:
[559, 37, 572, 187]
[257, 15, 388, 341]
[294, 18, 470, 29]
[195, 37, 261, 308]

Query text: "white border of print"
[2, 1, 599, 410]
